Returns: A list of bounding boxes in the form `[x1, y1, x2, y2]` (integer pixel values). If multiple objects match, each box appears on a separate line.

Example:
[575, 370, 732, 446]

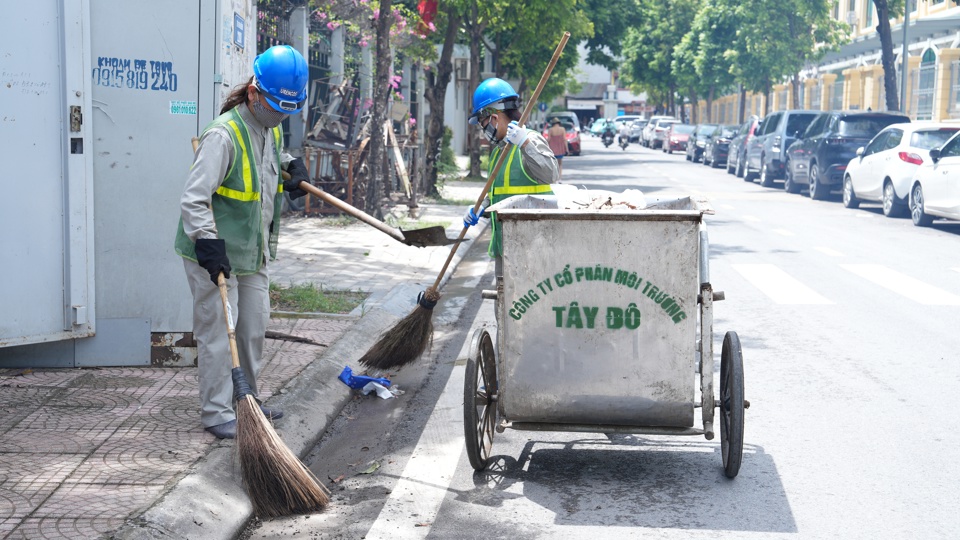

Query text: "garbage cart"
[463, 193, 746, 478]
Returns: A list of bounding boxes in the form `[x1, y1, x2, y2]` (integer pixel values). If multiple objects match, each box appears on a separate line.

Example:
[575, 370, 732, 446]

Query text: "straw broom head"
[235, 393, 331, 517]
[357, 287, 439, 370]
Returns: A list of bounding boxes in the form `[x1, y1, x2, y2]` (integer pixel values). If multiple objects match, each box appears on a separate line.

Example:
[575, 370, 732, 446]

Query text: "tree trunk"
[467, 10, 484, 178]
[738, 84, 746, 123]
[874, 0, 900, 111]
[762, 81, 771, 116]
[791, 74, 800, 109]
[689, 88, 699, 124]
[423, 7, 460, 197]
[706, 85, 715, 123]
[365, 0, 394, 215]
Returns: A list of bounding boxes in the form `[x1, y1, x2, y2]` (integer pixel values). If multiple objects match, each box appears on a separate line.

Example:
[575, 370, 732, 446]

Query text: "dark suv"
[744, 110, 820, 187]
[785, 111, 910, 199]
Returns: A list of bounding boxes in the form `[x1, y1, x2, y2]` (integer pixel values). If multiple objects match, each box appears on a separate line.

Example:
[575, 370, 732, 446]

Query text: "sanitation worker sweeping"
[176, 45, 328, 516]
[357, 32, 570, 371]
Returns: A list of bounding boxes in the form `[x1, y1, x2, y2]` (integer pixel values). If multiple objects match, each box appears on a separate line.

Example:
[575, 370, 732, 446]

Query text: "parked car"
[662, 123, 695, 153]
[642, 116, 676, 147]
[542, 120, 582, 156]
[685, 124, 718, 162]
[842, 123, 959, 216]
[785, 110, 910, 199]
[545, 111, 581, 134]
[651, 119, 680, 150]
[628, 119, 649, 142]
[745, 110, 819, 187]
[727, 115, 760, 178]
[703, 124, 739, 168]
[908, 130, 960, 226]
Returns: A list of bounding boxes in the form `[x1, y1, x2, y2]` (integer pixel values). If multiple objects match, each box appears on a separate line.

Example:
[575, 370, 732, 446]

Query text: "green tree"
[580, 0, 644, 71]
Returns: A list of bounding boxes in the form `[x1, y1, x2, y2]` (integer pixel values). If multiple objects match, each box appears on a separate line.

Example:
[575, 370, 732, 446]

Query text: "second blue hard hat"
[469, 78, 519, 125]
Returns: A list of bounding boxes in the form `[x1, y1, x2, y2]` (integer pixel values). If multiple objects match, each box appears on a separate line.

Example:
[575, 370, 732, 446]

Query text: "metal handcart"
[463, 192, 747, 478]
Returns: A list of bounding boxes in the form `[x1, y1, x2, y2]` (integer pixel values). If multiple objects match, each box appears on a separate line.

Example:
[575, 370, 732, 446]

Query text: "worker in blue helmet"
[463, 78, 559, 259]
[174, 45, 310, 439]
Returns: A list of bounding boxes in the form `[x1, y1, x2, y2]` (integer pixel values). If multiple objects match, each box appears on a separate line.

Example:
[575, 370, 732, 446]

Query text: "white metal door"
[0, 1, 94, 347]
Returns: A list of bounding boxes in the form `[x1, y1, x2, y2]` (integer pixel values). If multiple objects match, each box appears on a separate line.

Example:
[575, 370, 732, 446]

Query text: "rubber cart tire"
[464, 328, 498, 471]
[720, 331, 745, 478]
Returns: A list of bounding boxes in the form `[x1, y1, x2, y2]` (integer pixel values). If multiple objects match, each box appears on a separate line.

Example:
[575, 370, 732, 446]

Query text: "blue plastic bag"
[338, 366, 391, 389]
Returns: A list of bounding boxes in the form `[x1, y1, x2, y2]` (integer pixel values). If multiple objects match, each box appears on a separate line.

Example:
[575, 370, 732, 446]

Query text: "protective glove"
[283, 158, 309, 200]
[505, 121, 530, 147]
[195, 238, 231, 286]
[463, 205, 485, 228]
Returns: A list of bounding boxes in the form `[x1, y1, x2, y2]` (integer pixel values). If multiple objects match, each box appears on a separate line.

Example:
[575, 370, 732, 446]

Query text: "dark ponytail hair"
[220, 76, 255, 115]
[505, 108, 522, 122]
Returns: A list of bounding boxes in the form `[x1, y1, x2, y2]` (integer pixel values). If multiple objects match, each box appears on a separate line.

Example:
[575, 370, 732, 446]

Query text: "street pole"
[899, 3, 910, 113]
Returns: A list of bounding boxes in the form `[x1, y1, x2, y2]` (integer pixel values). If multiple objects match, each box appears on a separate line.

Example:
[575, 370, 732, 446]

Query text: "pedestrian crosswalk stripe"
[731, 264, 833, 304]
[952, 267, 960, 274]
[815, 246, 844, 257]
[742, 215, 761, 222]
[840, 264, 960, 305]
[772, 228, 795, 236]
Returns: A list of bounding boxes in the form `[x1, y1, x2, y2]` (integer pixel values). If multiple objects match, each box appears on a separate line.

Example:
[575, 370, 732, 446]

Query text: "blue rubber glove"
[505, 121, 529, 147]
[463, 205, 485, 228]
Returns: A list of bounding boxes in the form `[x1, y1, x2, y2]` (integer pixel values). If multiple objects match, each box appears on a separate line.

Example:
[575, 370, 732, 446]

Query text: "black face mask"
[251, 98, 286, 128]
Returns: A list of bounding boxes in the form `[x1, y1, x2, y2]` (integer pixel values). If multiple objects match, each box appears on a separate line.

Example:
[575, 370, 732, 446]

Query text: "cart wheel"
[720, 331, 745, 478]
[464, 328, 498, 471]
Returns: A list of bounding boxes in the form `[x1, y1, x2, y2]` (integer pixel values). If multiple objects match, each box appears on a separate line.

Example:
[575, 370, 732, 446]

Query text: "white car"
[843, 122, 960, 217]
[642, 116, 677, 147]
[908, 129, 960, 226]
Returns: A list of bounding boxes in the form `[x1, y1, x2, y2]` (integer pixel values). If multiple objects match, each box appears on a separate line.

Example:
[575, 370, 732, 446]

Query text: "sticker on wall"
[234, 13, 245, 50]
[170, 100, 197, 115]
[92, 57, 178, 92]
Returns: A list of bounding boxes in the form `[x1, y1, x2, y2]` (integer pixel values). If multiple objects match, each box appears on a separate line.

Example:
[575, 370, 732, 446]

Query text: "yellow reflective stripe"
[494, 184, 553, 195]
[226, 120, 253, 194]
[273, 126, 283, 193]
[503, 145, 516, 187]
[216, 185, 260, 201]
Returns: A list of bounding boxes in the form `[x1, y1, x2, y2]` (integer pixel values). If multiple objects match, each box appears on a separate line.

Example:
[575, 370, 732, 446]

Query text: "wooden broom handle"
[431, 31, 571, 290]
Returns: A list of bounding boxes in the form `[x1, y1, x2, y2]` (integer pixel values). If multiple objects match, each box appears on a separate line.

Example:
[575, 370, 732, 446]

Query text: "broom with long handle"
[192, 137, 330, 516]
[358, 31, 571, 371]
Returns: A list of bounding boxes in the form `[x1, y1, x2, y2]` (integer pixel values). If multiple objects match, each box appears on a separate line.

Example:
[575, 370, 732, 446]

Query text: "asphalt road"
[244, 135, 960, 540]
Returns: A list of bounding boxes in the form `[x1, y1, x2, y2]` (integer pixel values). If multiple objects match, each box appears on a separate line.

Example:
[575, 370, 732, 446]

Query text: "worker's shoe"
[259, 405, 284, 420]
[205, 420, 237, 439]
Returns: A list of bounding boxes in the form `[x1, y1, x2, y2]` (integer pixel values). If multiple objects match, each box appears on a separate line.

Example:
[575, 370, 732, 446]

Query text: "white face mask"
[251, 98, 286, 128]
[481, 116, 500, 144]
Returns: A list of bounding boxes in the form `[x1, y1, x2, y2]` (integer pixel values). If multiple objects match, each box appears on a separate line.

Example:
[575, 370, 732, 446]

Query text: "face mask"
[481, 116, 500, 144]
[251, 98, 286, 128]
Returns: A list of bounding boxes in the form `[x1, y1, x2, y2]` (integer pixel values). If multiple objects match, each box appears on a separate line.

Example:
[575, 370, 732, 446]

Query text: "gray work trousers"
[183, 259, 270, 428]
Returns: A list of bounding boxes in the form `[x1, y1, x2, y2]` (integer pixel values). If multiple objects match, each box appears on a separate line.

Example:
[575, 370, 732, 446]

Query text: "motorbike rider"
[602, 120, 616, 146]
[618, 120, 630, 149]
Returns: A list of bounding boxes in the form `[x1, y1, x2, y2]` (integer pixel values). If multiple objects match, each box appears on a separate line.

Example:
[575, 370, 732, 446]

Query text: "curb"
[109, 220, 488, 540]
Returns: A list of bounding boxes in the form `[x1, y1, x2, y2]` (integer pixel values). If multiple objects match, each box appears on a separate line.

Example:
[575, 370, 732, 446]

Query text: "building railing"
[949, 60, 960, 119]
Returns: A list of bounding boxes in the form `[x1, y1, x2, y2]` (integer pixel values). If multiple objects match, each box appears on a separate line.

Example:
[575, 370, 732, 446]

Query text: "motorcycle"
[602, 130, 615, 148]
[619, 134, 629, 151]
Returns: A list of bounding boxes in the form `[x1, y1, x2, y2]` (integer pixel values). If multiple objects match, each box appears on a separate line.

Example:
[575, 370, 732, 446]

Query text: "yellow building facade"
[694, 1, 960, 124]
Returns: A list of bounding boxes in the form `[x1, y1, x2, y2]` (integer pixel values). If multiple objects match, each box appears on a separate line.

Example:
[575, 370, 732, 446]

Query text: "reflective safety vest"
[487, 140, 553, 257]
[175, 108, 284, 275]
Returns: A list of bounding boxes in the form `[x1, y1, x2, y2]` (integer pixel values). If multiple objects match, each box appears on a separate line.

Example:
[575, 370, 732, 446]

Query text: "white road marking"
[840, 264, 960, 305]
[719, 204, 735, 210]
[952, 267, 960, 274]
[815, 246, 844, 257]
[741, 215, 761, 222]
[772, 228, 795, 236]
[732, 264, 833, 304]
[364, 335, 472, 539]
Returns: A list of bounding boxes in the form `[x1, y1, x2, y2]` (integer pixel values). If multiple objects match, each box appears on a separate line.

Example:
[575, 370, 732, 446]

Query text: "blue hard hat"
[253, 45, 309, 114]
[469, 78, 519, 125]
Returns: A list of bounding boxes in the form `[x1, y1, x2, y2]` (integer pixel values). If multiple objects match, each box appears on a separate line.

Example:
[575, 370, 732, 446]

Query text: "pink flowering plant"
[308, 0, 435, 64]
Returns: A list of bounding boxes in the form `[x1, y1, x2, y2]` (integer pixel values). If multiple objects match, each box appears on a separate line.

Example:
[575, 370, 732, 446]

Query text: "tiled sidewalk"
[0, 317, 351, 540]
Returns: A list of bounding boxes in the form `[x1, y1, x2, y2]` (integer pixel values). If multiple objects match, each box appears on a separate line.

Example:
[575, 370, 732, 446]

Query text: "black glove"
[195, 238, 231, 286]
[283, 158, 309, 200]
